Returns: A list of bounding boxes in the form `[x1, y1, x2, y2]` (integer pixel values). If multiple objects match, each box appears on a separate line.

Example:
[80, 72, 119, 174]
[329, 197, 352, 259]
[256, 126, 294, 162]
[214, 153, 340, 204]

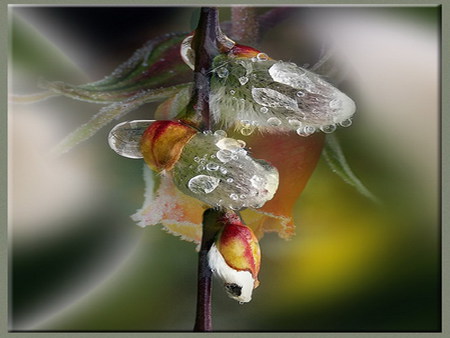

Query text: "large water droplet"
[108, 120, 155, 159]
[188, 175, 220, 194]
[251, 88, 298, 111]
[268, 62, 311, 89]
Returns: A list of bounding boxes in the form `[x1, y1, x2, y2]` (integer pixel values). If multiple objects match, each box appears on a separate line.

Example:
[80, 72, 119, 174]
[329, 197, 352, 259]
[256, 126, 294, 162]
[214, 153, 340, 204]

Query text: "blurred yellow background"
[9, 6, 440, 331]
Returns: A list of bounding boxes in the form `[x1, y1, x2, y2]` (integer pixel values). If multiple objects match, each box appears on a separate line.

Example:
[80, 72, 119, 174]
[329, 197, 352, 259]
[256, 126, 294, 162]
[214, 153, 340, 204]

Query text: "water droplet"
[206, 162, 219, 171]
[197, 164, 205, 171]
[296, 126, 316, 136]
[237, 149, 247, 156]
[216, 138, 244, 151]
[194, 156, 201, 163]
[239, 301, 245, 305]
[188, 175, 220, 194]
[236, 140, 246, 148]
[214, 130, 227, 138]
[216, 149, 233, 163]
[268, 62, 310, 89]
[108, 120, 154, 159]
[267, 117, 282, 126]
[238, 76, 249, 85]
[288, 119, 302, 127]
[296, 90, 306, 97]
[230, 193, 239, 201]
[217, 67, 229, 78]
[239, 194, 246, 199]
[240, 120, 251, 128]
[203, 130, 213, 135]
[230, 89, 236, 95]
[320, 124, 337, 133]
[240, 127, 253, 136]
[256, 53, 269, 61]
[260, 107, 269, 114]
[340, 118, 353, 127]
[220, 167, 228, 175]
[226, 178, 234, 183]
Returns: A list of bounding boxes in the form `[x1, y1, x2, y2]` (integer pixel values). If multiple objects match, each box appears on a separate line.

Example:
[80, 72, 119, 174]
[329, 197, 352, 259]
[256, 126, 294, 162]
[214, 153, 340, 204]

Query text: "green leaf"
[323, 133, 379, 204]
[52, 83, 191, 155]
[20, 32, 193, 104]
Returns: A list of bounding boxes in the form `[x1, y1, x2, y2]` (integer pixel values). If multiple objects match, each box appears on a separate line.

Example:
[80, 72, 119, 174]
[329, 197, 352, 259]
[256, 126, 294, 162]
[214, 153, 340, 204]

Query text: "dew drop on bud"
[239, 76, 249, 85]
[256, 53, 269, 61]
[240, 127, 254, 136]
[230, 193, 239, 201]
[217, 67, 229, 78]
[320, 124, 337, 133]
[206, 162, 219, 171]
[340, 118, 353, 127]
[214, 130, 227, 138]
[108, 120, 155, 159]
[188, 175, 220, 194]
[267, 117, 282, 126]
[216, 149, 233, 163]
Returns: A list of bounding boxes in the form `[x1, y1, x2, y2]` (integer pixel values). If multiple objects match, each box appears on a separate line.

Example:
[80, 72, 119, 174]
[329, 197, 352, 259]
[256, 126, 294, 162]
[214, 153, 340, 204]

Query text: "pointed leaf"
[323, 133, 379, 203]
[52, 83, 190, 155]
[39, 33, 193, 104]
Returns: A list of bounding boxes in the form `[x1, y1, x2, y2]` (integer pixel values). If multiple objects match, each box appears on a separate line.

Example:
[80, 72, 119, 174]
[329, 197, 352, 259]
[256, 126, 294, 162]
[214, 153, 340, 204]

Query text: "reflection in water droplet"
[188, 175, 220, 194]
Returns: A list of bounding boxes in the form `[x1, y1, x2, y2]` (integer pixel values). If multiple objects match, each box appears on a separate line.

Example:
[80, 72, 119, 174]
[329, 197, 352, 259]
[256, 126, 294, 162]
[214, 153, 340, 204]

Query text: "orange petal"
[240, 132, 325, 238]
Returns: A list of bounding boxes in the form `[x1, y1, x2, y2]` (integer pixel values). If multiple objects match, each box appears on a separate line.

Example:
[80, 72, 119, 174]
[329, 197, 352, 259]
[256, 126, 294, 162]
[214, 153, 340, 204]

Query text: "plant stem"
[231, 7, 259, 45]
[190, 7, 224, 331]
[189, 7, 221, 131]
[194, 209, 224, 331]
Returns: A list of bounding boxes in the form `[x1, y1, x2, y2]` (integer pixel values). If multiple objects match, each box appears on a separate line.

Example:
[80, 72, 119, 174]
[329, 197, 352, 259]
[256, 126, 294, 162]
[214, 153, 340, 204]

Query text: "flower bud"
[172, 131, 279, 210]
[140, 120, 197, 172]
[207, 212, 261, 303]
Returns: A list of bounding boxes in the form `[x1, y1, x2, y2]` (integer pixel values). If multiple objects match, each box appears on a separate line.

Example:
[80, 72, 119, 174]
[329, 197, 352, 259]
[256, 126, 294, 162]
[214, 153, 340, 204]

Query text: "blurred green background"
[9, 6, 440, 331]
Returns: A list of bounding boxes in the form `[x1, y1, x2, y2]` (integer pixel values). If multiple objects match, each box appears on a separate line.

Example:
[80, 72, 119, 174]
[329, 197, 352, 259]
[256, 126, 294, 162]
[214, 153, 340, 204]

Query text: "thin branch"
[194, 209, 224, 332]
[189, 7, 221, 131]
[230, 7, 259, 45]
